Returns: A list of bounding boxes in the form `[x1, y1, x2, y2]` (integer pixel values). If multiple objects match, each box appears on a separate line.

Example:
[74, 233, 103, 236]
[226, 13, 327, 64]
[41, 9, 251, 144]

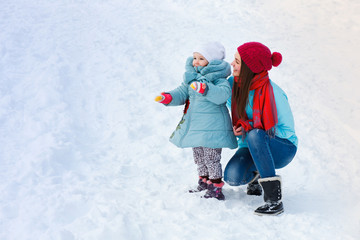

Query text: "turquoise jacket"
[227, 76, 298, 148]
[166, 57, 238, 149]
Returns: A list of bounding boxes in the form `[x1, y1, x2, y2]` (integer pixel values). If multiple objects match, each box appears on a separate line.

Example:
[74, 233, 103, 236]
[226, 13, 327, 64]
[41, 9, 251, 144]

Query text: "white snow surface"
[1, 0, 360, 239]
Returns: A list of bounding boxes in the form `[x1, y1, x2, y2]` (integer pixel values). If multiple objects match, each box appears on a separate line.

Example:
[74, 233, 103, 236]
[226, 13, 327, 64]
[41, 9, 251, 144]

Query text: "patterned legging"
[192, 147, 222, 180]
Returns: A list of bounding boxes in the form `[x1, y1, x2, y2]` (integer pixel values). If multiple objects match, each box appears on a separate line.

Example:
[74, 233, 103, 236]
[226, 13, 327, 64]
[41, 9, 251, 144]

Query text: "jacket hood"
[184, 57, 231, 83]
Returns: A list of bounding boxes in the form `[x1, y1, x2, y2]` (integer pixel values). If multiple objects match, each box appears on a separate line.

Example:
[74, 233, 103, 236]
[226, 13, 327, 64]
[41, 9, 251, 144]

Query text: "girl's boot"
[204, 181, 225, 200]
[254, 176, 284, 216]
[189, 177, 208, 193]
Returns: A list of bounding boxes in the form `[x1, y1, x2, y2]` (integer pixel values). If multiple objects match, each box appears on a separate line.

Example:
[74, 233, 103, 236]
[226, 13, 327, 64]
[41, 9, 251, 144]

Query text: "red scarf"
[232, 71, 278, 133]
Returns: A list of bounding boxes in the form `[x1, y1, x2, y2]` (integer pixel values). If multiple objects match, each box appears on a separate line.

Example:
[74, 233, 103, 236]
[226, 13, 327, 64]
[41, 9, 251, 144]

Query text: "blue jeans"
[224, 129, 297, 186]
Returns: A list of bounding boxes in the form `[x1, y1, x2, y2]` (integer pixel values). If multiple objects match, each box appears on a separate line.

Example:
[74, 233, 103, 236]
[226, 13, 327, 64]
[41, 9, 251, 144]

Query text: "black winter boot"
[254, 176, 284, 216]
[247, 172, 262, 196]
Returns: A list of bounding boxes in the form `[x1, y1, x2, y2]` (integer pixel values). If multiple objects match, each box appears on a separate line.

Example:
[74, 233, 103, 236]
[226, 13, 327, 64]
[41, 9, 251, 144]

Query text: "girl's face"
[193, 52, 209, 67]
[231, 52, 242, 76]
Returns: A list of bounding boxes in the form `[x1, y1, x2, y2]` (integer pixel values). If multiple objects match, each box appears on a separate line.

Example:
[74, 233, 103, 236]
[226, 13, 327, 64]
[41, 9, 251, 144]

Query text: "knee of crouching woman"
[246, 129, 266, 144]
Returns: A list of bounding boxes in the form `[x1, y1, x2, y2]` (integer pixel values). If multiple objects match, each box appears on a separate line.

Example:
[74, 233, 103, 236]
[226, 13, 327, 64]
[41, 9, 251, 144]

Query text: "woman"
[224, 42, 298, 215]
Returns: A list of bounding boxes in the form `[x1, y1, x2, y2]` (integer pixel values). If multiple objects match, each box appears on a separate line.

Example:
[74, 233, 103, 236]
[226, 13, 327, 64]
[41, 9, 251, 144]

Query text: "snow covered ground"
[1, 0, 360, 239]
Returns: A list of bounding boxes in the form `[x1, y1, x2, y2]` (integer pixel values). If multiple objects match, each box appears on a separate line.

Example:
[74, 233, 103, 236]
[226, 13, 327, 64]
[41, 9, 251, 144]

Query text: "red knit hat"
[237, 42, 282, 73]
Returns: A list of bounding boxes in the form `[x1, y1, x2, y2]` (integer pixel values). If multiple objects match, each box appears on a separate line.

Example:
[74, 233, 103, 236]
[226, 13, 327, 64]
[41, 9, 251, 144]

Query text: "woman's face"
[193, 52, 209, 67]
[231, 52, 241, 76]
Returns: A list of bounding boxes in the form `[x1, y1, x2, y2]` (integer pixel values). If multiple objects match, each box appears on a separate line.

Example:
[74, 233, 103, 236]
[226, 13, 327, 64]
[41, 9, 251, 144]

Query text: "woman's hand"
[233, 125, 244, 136]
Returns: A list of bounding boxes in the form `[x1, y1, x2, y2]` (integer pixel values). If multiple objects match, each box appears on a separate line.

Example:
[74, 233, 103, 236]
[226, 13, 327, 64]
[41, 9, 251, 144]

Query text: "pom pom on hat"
[237, 42, 282, 73]
[194, 41, 225, 62]
[271, 52, 282, 67]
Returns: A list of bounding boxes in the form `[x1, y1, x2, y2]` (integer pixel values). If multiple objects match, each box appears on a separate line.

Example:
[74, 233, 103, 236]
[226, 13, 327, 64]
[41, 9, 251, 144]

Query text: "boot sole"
[254, 209, 284, 216]
[246, 191, 262, 196]
[188, 189, 206, 193]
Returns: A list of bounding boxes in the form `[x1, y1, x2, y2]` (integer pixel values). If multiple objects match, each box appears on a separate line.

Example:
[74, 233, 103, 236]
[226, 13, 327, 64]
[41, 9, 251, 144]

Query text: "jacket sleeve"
[166, 82, 189, 106]
[203, 78, 232, 105]
[226, 76, 234, 108]
[274, 87, 296, 141]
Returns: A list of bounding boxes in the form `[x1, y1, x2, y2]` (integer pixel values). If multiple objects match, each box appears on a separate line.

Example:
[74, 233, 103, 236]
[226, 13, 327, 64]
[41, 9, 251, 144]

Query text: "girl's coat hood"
[184, 57, 231, 83]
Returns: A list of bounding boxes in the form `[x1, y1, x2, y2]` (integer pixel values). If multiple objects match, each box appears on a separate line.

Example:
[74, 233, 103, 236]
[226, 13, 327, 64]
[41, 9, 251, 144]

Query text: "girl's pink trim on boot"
[207, 180, 224, 188]
[199, 176, 208, 183]
[213, 182, 224, 188]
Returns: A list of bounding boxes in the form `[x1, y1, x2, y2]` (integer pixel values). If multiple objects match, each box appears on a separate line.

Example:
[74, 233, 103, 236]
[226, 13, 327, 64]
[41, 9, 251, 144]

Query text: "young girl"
[224, 42, 298, 215]
[155, 42, 237, 200]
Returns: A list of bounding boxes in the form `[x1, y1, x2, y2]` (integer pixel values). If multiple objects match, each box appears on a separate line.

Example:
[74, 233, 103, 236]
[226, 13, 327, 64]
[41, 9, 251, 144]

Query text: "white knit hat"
[193, 41, 226, 62]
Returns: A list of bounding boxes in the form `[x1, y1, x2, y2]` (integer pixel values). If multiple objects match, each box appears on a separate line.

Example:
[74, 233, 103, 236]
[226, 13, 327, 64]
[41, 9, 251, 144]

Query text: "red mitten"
[190, 82, 208, 95]
[155, 92, 172, 104]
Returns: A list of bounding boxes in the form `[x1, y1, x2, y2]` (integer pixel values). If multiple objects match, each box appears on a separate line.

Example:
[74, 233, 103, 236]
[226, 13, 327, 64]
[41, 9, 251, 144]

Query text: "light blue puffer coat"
[166, 57, 238, 149]
[227, 76, 298, 149]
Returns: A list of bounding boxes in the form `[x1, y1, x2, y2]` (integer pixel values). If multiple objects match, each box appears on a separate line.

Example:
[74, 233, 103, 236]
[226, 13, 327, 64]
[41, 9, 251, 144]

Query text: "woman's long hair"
[232, 59, 255, 119]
